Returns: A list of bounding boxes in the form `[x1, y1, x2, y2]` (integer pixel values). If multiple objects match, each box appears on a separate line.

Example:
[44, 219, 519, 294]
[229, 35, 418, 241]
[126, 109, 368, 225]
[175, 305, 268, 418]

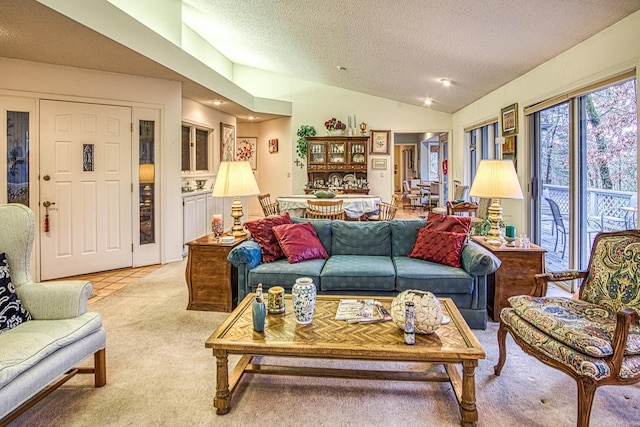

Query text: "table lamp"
[469, 160, 523, 245]
[212, 161, 260, 236]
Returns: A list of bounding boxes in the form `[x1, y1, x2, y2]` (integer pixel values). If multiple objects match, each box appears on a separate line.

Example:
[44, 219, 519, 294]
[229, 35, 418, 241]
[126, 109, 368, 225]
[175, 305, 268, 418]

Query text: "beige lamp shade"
[139, 163, 155, 184]
[469, 160, 523, 200]
[212, 161, 260, 197]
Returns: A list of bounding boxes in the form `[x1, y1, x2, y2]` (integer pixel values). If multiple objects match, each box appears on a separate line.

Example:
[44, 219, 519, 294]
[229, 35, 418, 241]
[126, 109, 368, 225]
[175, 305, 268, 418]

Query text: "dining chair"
[402, 180, 421, 209]
[391, 193, 403, 207]
[546, 197, 568, 258]
[258, 193, 279, 217]
[368, 198, 399, 221]
[426, 182, 439, 208]
[306, 199, 345, 220]
[446, 201, 478, 216]
[453, 184, 469, 201]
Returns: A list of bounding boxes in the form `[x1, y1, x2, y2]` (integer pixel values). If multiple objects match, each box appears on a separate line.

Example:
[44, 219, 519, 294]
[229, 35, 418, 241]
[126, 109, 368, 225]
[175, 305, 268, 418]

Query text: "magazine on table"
[335, 299, 393, 323]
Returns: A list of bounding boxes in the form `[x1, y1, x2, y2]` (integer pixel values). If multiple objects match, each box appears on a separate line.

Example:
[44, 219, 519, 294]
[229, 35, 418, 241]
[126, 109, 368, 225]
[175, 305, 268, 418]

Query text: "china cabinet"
[305, 136, 369, 194]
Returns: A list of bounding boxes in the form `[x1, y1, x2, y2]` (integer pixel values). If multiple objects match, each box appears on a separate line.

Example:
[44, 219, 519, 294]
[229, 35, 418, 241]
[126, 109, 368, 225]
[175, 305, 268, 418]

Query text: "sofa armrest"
[227, 240, 262, 269]
[461, 242, 501, 276]
[16, 280, 92, 320]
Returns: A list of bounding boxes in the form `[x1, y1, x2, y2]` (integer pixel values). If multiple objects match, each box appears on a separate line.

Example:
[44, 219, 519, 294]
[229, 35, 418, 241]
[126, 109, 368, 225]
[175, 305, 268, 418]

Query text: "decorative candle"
[348, 115, 351, 128]
[505, 225, 516, 238]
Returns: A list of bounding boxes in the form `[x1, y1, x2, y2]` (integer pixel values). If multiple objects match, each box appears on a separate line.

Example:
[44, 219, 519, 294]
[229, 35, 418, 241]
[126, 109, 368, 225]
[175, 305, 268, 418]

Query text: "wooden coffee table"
[205, 295, 485, 426]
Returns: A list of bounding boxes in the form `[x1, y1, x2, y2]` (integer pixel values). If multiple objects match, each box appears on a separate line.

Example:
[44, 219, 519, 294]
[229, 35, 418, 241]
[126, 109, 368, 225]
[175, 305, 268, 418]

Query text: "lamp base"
[486, 198, 503, 243]
[229, 197, 248, 236]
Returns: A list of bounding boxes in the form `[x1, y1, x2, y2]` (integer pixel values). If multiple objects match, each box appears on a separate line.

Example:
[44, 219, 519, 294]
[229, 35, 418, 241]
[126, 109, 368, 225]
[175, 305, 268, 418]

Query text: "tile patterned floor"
[50, 264, 163, 304]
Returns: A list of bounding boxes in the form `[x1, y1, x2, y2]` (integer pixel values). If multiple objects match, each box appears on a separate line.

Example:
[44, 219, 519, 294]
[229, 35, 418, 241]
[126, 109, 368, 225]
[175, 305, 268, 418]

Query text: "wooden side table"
[185, 234, 247, 312]
[471, 236, 546, 321]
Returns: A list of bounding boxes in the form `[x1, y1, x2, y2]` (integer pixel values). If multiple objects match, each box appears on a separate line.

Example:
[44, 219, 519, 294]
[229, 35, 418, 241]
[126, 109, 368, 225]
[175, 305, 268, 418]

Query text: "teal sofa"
[228, 218, 501, 329]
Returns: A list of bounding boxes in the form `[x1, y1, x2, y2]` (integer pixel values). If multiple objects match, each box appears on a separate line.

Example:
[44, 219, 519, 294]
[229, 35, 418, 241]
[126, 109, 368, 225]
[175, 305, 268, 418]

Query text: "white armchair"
[0, 203, 106, 424]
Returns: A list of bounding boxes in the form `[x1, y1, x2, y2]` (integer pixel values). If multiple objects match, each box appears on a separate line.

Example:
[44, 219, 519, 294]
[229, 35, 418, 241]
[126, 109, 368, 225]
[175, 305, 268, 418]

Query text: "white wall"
[451, 10, 640, 235]
[0, 57, 184, 264]
[232, 66, 452, 203]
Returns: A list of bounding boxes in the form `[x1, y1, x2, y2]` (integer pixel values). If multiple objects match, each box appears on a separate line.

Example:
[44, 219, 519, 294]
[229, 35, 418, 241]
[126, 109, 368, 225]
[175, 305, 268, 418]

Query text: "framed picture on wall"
[370, 130, 390, 154]
[501, 103, 518, 136]
[236, 137, 258, 169]
[372, 158, 387, 170]
[502, 135, 517, 171]
[269, 139, 279, 153]
[220, 123, 235, 162]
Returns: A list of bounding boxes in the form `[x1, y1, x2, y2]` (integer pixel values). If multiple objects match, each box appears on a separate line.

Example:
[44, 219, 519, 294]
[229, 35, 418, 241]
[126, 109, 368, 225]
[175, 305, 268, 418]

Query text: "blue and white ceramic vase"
[292, 277, 316, 324]
[252, 284, 266, 332]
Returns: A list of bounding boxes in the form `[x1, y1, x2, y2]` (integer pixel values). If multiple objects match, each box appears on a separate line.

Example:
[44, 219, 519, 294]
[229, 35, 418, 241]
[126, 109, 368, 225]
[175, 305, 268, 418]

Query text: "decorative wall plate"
[342, 174, 356, 185]
[328, 173, 342, 186]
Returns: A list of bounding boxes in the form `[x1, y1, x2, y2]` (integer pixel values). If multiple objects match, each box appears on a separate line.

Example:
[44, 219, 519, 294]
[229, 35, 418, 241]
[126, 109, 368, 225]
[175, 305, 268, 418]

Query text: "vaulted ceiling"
[1, 0, 640, 118]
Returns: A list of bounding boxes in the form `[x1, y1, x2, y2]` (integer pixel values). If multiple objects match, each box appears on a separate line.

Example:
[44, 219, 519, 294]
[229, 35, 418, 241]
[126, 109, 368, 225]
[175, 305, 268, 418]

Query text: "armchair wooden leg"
[494, 322, 508, 376]
[94, 349, 106, 387]
[576, 378, 597, 427]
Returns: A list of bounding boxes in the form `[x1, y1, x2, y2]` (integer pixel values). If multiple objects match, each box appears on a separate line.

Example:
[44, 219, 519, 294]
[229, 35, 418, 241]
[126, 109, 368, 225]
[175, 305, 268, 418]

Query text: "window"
[464, 119, 499, 186]
[139, 120, 155, 245]
[7, 111, 29, 206]
[181, 123, 212, 172]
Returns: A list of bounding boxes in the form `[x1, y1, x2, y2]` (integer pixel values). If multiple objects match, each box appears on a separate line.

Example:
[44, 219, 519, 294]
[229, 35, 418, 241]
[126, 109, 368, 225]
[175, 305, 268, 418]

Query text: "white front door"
[39, 100, 132, 280]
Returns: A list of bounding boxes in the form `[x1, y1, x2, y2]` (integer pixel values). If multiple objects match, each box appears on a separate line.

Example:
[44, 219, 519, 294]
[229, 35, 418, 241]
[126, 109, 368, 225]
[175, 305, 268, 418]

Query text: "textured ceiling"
[0, 1, 639, 118]
[183, 0, 640, 113]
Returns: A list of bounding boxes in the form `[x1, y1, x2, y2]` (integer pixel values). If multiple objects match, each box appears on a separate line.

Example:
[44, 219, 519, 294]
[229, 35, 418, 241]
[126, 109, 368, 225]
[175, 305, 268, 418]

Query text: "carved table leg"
[460, 360, 479, 426]
[213, 349, 230, 415]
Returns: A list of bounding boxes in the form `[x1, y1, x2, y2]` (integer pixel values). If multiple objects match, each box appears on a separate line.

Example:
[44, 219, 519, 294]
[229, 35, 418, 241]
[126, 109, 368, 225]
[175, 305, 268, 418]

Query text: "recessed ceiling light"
[336, 65, 347, 71]
[440, 79, 451, 87]
[424, 99, 433, 106]
[212, 100, 223, 105]
[248, 116, 255, 120]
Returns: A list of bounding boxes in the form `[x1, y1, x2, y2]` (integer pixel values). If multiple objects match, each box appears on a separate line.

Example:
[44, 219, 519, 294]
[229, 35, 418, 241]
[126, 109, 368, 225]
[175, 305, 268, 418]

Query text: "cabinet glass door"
[328, 141, 346, 165]
[308, 142, 326, 164]
[348, 141, 366, 165]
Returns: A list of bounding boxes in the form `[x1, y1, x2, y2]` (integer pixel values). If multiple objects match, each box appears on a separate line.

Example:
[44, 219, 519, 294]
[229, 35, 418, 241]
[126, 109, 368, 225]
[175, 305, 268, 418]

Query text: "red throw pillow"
[272, 222, 329, 264]
[425, 211, 471, 234]
[409, 228, 467, 268]
[245, 212, 293, 262]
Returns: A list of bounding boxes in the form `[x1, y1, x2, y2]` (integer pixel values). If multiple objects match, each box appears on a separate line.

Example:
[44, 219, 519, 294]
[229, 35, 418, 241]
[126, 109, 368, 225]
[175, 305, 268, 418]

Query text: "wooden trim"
[463, 117, 499, 132]
[524, 69, 636, 116]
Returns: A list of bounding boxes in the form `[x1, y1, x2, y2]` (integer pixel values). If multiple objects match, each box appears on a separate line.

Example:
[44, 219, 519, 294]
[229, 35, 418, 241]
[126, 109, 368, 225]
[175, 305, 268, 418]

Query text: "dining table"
[276, 194, 382, 219]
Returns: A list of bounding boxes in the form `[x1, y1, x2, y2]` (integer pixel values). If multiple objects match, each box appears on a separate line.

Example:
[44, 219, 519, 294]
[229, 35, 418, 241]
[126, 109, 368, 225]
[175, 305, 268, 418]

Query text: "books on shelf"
[335, 299, 393, 324]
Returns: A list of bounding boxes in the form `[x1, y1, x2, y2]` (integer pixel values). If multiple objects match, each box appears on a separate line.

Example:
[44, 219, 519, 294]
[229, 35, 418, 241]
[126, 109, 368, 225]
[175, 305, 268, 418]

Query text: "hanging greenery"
[296, 125, 316, 159]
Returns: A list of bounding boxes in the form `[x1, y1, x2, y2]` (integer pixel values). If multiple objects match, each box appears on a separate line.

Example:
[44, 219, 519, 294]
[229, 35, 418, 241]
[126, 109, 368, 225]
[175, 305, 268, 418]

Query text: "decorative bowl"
[314, 190, 336, 199]
[195, 179, 207, 189]
[391, 290, 444, 334]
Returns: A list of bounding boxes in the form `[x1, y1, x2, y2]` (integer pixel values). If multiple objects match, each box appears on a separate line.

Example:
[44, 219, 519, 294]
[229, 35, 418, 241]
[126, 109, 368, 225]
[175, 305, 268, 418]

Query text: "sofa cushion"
[273, 222, 329, 264]
[320, 255, 396, 291]
[331, 221, 391, 256]
[245, 212, 293, 262]
[394, 256, 474, 294]
[248, 258, 325, 292]
[0, 253, 31, 333]
[0, 312, 102, 387]
[390, 219, 427, 257]
[425, 211, 472, 234]
[409, 228, 467, 268]
[292, 217, 332, 255]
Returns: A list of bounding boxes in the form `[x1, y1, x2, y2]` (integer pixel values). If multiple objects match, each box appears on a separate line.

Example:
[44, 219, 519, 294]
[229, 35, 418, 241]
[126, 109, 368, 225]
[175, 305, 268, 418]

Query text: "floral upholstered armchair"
[494, 230, 640, 427]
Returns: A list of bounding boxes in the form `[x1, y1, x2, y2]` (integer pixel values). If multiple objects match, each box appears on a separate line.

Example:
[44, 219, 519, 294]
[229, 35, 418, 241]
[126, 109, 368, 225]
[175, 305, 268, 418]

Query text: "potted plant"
[296, 125, 316, 159]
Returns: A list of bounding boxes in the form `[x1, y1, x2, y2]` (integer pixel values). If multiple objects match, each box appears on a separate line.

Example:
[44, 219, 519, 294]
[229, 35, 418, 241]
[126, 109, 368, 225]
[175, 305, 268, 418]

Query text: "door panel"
[40, 100, 132, 280]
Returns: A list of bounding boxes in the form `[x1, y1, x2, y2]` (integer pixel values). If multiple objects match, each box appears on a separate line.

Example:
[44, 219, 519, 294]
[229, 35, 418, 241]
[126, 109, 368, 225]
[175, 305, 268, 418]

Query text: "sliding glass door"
[531, 77, 637, 280]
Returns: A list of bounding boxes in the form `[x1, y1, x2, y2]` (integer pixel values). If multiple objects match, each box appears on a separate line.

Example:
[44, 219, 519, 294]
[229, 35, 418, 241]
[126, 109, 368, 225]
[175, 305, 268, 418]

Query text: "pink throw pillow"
[272, 222, 329, 264]
[408, 228, 467, 268]
[244, 212, 293, 262]
[425, 211, 471, 234]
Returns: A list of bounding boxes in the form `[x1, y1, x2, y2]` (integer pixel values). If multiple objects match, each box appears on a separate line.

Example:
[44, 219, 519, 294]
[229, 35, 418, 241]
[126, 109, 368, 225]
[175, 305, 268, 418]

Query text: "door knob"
[43, 201, 55, 208]
[43, 175, 51, 181]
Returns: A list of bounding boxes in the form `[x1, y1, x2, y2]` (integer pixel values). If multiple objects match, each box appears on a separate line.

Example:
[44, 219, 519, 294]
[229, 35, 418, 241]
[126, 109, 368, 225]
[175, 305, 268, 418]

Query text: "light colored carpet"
[9, 260, 640, 427]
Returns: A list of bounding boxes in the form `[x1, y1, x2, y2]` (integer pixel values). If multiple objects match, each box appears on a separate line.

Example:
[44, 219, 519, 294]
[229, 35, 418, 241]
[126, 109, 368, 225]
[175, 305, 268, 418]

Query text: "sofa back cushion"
[292, 217, 332, 255]
[390, 220, 426, 257]
[331, 220, 391, 256]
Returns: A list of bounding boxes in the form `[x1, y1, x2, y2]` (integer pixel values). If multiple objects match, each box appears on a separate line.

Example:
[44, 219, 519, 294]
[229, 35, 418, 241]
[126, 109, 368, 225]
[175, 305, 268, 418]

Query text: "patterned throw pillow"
[425, 211, 472, 234]
[244, 212, 293, 263]
[0, 252, 32, 333]
[272, 222, 329, 264]
[408, 228, 467, 268]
